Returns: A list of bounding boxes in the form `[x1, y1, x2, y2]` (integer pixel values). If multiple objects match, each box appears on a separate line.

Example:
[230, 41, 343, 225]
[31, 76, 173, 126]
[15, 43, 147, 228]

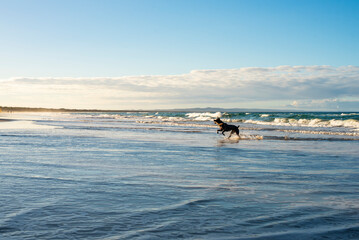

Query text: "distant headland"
[0, 106, 138, 113]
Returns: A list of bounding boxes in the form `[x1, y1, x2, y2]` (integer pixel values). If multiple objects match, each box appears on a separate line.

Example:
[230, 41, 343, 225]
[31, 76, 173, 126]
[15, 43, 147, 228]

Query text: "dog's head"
[214, 117, 223, 125]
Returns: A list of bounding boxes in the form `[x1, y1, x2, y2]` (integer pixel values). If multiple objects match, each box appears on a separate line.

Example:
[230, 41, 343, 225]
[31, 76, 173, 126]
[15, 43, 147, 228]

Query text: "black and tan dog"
[214, 118, 240, 138]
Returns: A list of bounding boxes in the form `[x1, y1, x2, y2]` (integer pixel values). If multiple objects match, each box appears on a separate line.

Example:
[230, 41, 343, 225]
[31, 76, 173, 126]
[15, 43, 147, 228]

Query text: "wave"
[341, 113, 359, 116]
[70, 112, 359, 134]
[136, 120, 214, 129]
[278, 129, 359, 136]
[264, 135, 359, 141]
[121, 120, 359, 137]
[139, 112, 222, 122]
[243, 118, 359, 130]
[185, 112, 222, 121]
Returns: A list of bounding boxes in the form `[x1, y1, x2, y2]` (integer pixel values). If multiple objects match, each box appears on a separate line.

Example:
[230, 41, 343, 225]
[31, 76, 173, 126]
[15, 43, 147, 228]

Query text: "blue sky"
[0, 0, 358, 110]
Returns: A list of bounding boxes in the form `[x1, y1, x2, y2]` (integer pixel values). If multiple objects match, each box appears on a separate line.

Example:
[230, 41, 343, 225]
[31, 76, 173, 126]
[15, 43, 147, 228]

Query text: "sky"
[0, 0, 358, 110]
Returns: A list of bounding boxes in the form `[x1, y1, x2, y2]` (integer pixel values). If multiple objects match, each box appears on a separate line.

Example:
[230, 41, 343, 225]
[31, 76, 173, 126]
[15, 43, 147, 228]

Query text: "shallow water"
[0, 112, 358, 239]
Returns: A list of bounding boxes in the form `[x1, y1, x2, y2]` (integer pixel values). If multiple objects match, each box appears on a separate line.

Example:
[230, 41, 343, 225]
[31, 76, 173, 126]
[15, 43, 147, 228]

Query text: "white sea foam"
[185, 112, 222, 121]
[245, 118, 359, 131]
[136, 120, 215, 128]
[238, 134, 263, 140]
[279, 129, 359, 136]
[167, 117, 184, 121]
[341, 113, 359, 116]
[99, 114, 112, 118]
[68, 112, 359, 135]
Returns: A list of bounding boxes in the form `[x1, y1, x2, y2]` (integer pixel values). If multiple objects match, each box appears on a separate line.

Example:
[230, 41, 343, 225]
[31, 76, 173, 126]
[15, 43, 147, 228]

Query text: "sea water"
[0, 111, 358, 239]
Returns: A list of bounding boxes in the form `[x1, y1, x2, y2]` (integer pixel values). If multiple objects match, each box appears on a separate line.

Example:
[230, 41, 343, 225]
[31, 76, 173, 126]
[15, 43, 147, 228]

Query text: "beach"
[1, 111, 359, 239]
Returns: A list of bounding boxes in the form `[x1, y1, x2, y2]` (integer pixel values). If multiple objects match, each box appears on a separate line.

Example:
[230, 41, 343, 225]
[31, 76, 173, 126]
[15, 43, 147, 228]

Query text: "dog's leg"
[222, 130, 225, 136]
[228, 131, 233, 138]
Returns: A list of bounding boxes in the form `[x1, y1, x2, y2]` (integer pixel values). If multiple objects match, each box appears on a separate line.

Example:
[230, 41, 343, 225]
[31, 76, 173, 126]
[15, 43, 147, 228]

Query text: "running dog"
[214, 118, 239, 138]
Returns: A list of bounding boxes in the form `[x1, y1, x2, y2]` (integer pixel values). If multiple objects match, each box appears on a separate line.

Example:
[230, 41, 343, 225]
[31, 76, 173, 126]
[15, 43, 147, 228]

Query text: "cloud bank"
[1, 65, 359, 110]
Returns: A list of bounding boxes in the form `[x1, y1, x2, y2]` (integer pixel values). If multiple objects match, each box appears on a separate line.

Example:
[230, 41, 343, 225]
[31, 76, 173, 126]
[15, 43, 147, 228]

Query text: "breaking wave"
[243, 118, 359, 131]
[185, 112, 222, 121]
[70, 111, 359, 136]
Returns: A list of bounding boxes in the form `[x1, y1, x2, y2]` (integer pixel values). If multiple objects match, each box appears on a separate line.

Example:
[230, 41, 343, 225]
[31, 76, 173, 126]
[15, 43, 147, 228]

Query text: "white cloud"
[1, 65, 359, 110]
[288, 99, 340, 109]
[287, 98, 359, 111]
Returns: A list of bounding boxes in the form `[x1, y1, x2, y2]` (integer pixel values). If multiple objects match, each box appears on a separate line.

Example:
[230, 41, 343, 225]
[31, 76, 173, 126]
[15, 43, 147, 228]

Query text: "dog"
[214, 117, 239, 138]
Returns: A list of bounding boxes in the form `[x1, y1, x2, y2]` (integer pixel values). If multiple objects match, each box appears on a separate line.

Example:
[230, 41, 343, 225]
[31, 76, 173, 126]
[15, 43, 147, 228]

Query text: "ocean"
[0, 111, 358, 239]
